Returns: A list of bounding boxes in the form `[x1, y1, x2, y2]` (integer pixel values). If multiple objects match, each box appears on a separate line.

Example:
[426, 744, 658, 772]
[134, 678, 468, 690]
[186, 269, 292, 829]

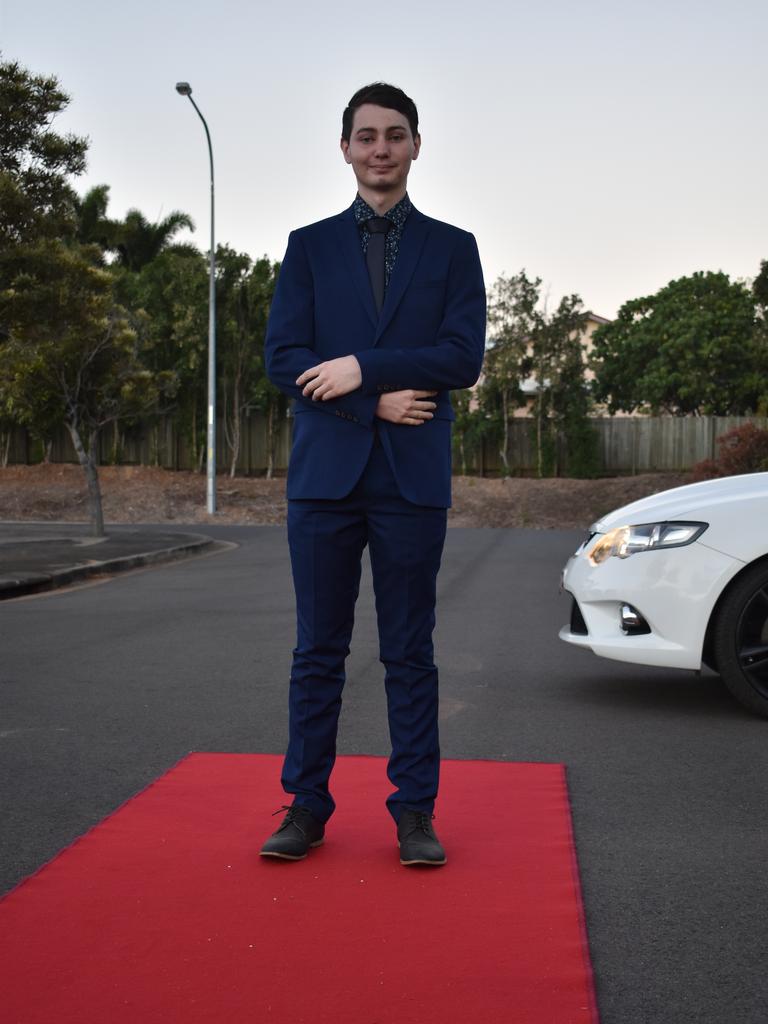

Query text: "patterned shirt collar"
[353, 192, 412, 232]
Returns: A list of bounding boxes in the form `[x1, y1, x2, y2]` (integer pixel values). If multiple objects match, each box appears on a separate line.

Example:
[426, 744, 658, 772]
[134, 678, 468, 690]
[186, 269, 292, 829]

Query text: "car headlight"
[587, 521, 708, 565]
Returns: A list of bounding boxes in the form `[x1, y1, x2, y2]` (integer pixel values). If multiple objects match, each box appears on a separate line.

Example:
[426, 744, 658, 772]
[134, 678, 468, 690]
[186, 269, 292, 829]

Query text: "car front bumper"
[559, 540, 743, 670]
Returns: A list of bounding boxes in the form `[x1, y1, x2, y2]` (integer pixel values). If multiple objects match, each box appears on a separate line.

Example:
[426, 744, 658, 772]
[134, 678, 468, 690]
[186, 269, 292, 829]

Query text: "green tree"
[0, 57, 86, 253]
[480, 271, 540, 474]
[0, 57, 86, 462]
[71, 181, 205, 465]
[216, 245, 255, 477]
[234, 256, 282, 479]
[479, 272, 595, 477]
[753, 260, 768, 310]
[228, 255, 282, 478]
[253, 371, 287, 479]
[119, 245, 209, 467]
[0, 59, 175, 532]
[451, 388, 484, 477]
[528, 294, 592, 477]
[591, 271, 762, 415]
[72, 184, 119, 252]
[0, 241, 175, 534]
[112, 208, 195, 272]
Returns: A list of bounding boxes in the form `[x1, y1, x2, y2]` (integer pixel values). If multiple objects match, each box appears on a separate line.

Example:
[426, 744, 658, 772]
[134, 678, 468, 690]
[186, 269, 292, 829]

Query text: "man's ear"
[340, 137, 352, 164]
[412, 133, 421, 160]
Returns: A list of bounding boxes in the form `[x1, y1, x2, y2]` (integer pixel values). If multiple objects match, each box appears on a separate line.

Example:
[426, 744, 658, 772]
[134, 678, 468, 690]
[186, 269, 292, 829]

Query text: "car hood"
[593, 472, 768, 531]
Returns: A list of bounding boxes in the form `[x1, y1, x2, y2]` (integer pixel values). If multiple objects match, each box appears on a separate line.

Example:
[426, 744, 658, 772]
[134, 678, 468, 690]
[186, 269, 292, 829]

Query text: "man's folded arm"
[355, 232, 486, 395]
[265, 231, 379, 427]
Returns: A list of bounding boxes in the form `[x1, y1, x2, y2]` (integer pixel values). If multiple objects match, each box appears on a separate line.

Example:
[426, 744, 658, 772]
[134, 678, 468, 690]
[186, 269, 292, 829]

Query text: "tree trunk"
[459, 433, 467, 477]
[266, 400, 275, 480]
[228, 377, 241, 479]
[42, 438, 53, 464]
[111, 421, 121, 465]
[536, 399, 543, 479]
[189, 394, 199, 471]
[150, 423, 160, 468]
[66, 421, 105, 537]
[499, 389, 510, 476]
[1, 430, 10, 468]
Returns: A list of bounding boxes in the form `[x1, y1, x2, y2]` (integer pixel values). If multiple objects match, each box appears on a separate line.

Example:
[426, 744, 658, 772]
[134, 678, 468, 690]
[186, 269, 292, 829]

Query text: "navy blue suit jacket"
[265, 202, 486, 507]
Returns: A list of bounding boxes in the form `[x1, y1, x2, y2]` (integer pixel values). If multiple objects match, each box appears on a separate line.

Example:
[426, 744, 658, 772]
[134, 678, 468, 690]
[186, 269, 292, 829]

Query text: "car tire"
[712, 561, 768, 718]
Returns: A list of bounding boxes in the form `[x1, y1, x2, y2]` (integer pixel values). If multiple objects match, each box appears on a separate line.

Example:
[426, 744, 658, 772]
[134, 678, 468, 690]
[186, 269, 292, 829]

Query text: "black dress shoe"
[397, 810, 447, 866]
[260, 804, 325, 860]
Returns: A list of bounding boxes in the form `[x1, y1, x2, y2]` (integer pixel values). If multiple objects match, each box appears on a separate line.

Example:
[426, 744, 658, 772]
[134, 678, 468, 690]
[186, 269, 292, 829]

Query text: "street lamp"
[175, 81, 216, 514]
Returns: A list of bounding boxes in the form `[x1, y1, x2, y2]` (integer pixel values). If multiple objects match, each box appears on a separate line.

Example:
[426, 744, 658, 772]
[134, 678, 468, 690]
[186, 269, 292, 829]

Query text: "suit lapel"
[334, 206, 378, 328]
[374, 207, 430, 343]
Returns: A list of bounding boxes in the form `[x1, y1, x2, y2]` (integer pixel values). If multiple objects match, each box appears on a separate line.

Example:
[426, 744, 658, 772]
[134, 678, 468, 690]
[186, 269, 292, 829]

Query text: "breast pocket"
[410, 275, 447, 289]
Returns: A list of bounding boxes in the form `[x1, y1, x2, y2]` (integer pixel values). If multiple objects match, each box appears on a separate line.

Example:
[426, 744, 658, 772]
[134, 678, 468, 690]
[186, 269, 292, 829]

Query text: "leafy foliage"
[753, 260, 768, 311]
[590, 271, 764, 416]
[0, 239, 175, 532]
[0, 57, 87, 250]
[451, 387, 487, 476]
[72, 185, 119, 252]
[216, 247, 281, 475]
[0, 58, 182, 532]
[113, 209, 195, 272]
[479, 271, 540, 473]
[691, 422, 768, 480]
[477, 271, 596, 477]
[528, 292, 597, 477]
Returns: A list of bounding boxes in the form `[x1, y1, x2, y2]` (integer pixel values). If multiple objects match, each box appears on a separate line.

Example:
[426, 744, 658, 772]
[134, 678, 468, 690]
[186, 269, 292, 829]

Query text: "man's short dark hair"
[341, 83, 419, 142]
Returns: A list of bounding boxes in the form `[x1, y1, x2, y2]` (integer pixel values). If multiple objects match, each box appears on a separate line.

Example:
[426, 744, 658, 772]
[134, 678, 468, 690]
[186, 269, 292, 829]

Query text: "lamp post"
[175, 81, 216, 514]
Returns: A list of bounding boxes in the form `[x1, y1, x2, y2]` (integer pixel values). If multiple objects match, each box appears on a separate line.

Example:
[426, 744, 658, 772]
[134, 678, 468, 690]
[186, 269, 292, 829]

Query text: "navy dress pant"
[281, 439, 447, 824]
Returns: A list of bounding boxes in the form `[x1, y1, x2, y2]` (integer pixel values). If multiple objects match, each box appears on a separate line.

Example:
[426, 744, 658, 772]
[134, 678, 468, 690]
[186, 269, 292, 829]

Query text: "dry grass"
[0, 463, 691, 531]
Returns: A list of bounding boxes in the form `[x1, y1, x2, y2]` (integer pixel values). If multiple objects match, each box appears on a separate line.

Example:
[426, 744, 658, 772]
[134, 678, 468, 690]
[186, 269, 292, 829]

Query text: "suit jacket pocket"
[409, 276, 447, 289]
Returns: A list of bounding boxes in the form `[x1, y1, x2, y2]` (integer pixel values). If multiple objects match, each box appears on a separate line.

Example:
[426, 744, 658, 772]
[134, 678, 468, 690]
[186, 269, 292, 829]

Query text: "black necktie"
[365, 217, 392, 314]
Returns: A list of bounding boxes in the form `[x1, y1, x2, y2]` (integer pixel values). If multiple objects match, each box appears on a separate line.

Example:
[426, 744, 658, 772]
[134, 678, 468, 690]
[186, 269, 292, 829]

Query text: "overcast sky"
[3, 0, 766, 319]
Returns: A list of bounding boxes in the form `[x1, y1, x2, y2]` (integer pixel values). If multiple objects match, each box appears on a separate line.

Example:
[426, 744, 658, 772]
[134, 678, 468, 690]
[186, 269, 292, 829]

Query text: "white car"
[559, 472, 768, 717]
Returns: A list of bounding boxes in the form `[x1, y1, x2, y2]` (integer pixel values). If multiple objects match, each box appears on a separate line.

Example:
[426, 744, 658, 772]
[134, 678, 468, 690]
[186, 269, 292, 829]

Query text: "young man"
[261, 83, 485, 866]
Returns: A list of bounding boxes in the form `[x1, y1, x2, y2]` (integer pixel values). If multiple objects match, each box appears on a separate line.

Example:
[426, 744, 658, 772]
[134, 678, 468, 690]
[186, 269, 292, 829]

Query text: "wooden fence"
[3, 415, 766, 477]
[474, 415, 767, 476]
[2, 413, 293, 477]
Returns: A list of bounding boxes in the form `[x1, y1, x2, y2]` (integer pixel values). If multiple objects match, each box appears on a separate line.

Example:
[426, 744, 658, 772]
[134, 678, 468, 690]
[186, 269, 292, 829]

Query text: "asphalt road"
[1, 524, 766, 1024]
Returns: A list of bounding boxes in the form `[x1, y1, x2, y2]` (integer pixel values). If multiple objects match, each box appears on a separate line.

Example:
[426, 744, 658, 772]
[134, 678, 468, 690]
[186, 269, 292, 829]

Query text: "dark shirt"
[353, 192, 412, 290]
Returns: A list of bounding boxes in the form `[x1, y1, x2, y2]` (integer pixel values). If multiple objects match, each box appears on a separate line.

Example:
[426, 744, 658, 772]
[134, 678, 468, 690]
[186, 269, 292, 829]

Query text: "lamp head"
[176, 82, 192, 96]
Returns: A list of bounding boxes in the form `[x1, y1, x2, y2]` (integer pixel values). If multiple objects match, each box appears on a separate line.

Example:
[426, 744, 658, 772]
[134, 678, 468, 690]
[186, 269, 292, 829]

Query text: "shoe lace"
[403, 811, 435, 836]
[271, 804, 313, 836]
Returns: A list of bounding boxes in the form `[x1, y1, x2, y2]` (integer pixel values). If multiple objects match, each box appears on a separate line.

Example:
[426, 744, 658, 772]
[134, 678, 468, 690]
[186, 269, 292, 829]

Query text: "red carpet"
[0, 754, 599, 1023]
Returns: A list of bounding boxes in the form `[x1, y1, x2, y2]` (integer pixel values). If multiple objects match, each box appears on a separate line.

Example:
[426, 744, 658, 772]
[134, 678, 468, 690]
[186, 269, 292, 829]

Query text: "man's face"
[340, 103, 420, 197]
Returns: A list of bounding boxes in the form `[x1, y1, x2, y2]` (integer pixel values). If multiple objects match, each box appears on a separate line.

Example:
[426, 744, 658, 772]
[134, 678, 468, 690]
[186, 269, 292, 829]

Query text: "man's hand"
[297, 355, 362, 400]
[376, 390, 438, 426]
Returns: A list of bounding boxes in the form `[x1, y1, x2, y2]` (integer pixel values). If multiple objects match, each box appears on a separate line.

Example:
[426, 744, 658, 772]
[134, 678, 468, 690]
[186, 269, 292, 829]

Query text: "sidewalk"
[0, 522, 216, 599]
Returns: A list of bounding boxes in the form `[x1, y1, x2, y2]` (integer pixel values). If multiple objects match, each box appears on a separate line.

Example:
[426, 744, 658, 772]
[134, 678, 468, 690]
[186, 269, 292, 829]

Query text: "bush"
[692, 422, 768, 480]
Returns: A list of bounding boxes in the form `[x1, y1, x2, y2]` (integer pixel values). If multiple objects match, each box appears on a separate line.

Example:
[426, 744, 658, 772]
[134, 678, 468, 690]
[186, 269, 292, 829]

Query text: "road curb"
[0, 533, 216, 600]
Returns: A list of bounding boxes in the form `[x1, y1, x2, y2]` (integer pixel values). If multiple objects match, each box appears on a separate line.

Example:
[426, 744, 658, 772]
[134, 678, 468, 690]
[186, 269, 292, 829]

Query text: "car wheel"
[713, 561, 768, 718]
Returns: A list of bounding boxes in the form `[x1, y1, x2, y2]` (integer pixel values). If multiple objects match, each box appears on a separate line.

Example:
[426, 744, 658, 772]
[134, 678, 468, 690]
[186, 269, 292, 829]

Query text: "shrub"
[691, 422, 768, 480]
